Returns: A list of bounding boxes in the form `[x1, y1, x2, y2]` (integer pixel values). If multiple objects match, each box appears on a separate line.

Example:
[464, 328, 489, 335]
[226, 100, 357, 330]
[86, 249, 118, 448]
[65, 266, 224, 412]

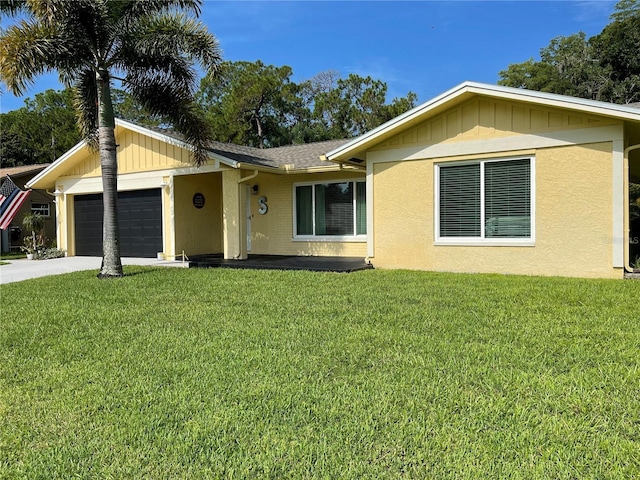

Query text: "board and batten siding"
[61, 126, 193, 178]
[370, 98, 620, 152]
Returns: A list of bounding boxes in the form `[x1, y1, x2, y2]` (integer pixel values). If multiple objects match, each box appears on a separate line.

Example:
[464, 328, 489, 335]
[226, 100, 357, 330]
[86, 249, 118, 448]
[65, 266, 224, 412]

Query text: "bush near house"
[1, 268, 638, 478]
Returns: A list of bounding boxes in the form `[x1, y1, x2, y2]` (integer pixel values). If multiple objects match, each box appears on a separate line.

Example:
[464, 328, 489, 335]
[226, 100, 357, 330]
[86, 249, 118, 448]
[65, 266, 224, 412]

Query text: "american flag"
[0, 176, 31, 230]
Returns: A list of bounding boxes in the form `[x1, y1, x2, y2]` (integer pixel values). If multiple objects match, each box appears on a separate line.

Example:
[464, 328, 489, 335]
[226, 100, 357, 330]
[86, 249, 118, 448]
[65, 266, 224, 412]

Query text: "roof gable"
[325, 82, 640, 163]
[370, 96, 618, 154]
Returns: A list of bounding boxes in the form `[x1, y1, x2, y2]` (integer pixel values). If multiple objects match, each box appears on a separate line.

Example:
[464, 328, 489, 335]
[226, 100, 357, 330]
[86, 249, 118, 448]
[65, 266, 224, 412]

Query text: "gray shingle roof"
[208, 139, 351, 169]
[125, 120, 349, 170]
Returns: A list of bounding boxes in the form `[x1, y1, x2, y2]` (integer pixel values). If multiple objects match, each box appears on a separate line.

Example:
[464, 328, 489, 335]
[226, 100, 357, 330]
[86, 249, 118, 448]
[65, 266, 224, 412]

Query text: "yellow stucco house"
[28, 82, 640, 278]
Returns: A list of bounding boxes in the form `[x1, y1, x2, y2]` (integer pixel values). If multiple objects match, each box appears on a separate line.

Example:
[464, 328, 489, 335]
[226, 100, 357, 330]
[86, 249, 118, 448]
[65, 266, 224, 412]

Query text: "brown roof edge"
[0, 163, 51, 181]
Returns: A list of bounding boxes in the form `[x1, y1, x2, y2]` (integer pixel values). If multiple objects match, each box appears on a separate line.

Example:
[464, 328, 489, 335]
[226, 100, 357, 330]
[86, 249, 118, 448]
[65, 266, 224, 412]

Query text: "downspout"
[624, 144, 640, 272]
[238, 170, 259, 184]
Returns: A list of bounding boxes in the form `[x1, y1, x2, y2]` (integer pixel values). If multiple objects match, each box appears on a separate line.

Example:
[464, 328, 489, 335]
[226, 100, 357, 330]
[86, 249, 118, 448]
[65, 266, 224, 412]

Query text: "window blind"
[484, 159, 531, 238]
[439, 163, 481, 237]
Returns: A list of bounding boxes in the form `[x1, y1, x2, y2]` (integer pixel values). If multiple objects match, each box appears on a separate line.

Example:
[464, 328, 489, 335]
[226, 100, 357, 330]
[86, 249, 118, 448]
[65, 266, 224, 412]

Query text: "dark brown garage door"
[74, 189, 162, 257]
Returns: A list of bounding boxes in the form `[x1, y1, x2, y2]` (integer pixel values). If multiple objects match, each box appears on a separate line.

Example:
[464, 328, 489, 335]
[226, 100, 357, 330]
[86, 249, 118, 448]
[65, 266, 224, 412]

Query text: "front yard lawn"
[1, 268, 638, 478]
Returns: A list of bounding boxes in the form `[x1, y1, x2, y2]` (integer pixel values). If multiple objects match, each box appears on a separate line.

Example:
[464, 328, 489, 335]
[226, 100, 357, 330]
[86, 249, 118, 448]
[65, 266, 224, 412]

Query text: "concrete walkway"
[0, 256, 187, 285]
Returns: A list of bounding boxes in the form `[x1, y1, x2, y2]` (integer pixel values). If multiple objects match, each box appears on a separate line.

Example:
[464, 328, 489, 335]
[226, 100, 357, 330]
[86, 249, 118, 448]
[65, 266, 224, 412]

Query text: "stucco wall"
[372, 142, 619, 278]
[249, 170, 367, 257]
[174, 173, 222, 256]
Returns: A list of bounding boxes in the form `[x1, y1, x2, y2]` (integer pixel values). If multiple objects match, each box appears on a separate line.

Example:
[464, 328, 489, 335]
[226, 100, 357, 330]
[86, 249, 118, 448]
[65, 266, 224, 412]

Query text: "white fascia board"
[207, 152, 240, 169]
[325, 81, 640, 163]
[463, 82, 640, 120]
[282, 165, 348, 174]
[26, 139, 88, 189]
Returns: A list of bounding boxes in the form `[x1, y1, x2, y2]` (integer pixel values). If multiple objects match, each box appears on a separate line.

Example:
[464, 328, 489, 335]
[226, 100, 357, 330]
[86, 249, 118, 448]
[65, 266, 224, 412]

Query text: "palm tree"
[0, 0, 221, 277]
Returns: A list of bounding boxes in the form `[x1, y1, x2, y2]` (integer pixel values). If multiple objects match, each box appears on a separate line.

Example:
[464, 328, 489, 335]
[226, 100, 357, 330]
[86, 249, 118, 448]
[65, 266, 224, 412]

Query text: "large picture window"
[294, 180, 366, 239]
[436, 157, 533, 243]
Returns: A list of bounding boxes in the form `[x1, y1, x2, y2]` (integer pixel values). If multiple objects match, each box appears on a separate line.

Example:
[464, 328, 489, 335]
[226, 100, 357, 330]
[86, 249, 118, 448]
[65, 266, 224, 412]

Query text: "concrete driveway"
[0, 256, 187, 284]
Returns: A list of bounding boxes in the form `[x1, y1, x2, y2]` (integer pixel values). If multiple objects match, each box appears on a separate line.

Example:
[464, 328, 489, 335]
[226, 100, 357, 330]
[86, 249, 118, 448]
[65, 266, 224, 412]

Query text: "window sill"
[435, 240, 535, 247]
[293, 236, 367, 243]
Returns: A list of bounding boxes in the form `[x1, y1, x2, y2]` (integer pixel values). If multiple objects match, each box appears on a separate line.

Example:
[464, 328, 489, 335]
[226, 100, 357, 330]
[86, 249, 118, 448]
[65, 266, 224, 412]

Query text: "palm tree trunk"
[97, 69, 123, 278]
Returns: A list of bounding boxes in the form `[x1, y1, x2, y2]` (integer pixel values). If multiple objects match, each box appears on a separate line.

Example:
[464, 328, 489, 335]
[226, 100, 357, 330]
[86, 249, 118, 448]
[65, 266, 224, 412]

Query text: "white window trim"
[31, 202, 51, 218]
[434, 156, 536, 246]
[293, 178, 367, 242]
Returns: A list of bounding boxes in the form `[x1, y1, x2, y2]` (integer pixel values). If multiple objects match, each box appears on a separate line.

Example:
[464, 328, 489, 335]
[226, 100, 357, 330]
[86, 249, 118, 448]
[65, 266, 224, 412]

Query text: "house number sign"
[258, 196, 268, 214]
[193, 193, 205, 209]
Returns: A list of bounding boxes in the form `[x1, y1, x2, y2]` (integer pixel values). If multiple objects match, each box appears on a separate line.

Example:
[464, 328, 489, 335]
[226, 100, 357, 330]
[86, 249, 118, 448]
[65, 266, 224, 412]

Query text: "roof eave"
[26, 140, 88, 189]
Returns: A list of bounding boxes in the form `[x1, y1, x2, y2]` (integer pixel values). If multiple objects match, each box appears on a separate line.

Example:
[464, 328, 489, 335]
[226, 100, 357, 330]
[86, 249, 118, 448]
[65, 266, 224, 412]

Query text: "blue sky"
[0, 0, 618, 113]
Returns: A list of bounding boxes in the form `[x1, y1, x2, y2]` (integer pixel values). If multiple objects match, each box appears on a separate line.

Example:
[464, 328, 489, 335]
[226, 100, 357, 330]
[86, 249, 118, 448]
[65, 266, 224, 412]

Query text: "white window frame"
[31, 202, 51, 218]
[293, 179, 367, 242]
[434, 156, 535, 246]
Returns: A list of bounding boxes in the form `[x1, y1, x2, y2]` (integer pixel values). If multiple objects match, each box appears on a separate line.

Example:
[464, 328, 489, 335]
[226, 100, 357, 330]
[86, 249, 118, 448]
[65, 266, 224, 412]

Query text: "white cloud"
[570, 0, 616, 26]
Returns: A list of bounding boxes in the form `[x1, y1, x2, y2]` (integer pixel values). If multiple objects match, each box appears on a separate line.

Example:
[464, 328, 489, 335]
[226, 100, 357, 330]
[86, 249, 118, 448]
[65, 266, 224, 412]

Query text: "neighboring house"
[0, 164, 55, 253]
[28, 82, 640, 278]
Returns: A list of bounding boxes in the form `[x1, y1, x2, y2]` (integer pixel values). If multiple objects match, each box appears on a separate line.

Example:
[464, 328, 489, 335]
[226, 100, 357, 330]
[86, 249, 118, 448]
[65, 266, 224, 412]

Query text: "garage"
[74, 189, 162, 257]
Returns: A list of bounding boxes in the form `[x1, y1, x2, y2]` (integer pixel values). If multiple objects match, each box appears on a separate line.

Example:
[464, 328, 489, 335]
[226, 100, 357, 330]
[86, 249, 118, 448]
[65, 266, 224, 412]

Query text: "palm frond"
[0, 0, 27, 15]
[0, 19, 64, 95]
[122, 57, 197, 95]
[131, 79, 212, 166]
[118, 12, 221, 69]
[115, 0, 203, 24]
[26, 0, 94, 26]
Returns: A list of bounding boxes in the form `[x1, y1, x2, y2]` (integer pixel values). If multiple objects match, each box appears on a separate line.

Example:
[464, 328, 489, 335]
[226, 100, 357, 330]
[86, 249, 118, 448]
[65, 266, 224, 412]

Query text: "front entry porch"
[187, 254, 373, 273]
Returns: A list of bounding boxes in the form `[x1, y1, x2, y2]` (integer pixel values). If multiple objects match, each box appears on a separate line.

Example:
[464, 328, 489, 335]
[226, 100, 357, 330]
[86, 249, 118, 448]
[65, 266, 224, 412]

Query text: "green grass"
[0, 251, 24, 265]
[0, 251, 25, 259]
[1, 268, 639, 479]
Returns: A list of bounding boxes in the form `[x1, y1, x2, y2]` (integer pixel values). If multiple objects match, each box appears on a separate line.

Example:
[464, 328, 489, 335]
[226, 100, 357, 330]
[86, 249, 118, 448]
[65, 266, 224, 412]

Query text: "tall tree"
[197, 63, 418, 147]
[312, 74, 417, 138]
[498, 0, 640, 104]
[591, 0, 640, 104]
[0, 0, 221, 278]
[198, 60, 300, 148]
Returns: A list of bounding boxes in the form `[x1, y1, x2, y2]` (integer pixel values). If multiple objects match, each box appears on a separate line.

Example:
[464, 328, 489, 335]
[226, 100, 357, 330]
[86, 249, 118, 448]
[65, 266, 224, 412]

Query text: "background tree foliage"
[499, 0, 640, 104]
[1, 63, 417, 162]
[0, 89, 81, 167]
[197, 60, 301, 148]
[308, 73, 418, 140]
[1, 87, 172, 168]
[111, 88, 163, 127]
[196, 61, 418, 148]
